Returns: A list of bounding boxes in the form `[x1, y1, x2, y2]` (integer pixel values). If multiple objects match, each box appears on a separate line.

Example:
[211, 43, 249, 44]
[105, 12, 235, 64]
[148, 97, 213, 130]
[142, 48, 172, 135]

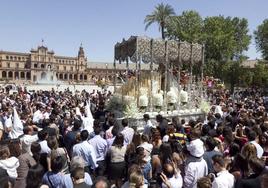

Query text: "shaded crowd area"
[1, 86, 268, 188]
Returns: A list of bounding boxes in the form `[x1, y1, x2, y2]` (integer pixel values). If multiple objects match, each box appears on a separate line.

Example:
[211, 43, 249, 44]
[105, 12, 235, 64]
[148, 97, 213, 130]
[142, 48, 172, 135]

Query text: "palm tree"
[144, 3, 175, 39]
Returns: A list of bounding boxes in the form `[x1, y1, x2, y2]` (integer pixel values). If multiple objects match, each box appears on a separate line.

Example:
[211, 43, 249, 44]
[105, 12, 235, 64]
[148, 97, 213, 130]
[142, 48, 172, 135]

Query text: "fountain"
[36, 65, 62, 85]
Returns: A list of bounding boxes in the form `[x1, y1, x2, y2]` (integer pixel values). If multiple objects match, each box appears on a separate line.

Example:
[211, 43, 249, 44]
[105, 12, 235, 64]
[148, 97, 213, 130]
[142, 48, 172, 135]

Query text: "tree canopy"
[255, 19, 268, 60]
[166, 10, 204, 43]
[144, 3, 175, 39]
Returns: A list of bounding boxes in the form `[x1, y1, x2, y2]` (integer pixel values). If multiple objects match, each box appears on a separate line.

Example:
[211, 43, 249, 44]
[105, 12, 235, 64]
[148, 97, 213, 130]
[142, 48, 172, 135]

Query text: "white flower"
[167, 90, 177, 104]
[124, 101, 139, 118]
[106, 95, 139, 118]
[139, 95, 148, 107]
[200, 100, 211, 114]
[180, 90, 188, 103]
[153, 93, 163, 107]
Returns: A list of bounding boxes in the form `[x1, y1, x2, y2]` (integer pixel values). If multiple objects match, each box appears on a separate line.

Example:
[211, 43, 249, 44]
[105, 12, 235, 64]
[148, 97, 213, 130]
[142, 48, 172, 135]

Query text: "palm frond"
[144, 3, 175, 32]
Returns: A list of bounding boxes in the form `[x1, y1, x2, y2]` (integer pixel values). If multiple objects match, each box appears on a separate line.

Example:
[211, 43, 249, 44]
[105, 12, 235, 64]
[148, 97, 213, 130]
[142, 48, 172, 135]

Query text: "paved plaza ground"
[0, 83, 116, 93]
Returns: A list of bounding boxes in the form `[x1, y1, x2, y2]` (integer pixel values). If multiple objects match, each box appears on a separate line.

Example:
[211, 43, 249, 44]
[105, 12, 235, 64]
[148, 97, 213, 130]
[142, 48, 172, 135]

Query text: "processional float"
[113, 36, 205, 116]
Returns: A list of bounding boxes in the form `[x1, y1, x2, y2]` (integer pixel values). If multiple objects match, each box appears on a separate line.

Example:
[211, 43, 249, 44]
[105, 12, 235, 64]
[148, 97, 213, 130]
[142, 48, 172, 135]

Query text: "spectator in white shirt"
[20, 126, 39, 155]
[38, 130, 51, 154]
[184, 129, 208, 188]
[0, 145, 19, 179]
[121, 118, 134, 145]
[138, 134, 153, 163]
[211, 155, 234, 188]
[160, 163, 183, 188]
[248, 130, 264, 158]
[43, 106, 52, 120]
[4, 108, 13, 138]
[143, 114, 155, 137]
[32, 105, 44, 124]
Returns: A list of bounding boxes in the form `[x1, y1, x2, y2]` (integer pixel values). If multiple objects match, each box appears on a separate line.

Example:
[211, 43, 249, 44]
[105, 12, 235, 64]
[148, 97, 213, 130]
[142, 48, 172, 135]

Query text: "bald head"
[163, 163, 174, 178]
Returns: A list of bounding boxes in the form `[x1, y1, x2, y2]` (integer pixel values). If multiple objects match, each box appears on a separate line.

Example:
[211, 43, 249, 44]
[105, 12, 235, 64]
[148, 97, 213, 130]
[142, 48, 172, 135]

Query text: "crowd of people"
[0, 86, 268, 188]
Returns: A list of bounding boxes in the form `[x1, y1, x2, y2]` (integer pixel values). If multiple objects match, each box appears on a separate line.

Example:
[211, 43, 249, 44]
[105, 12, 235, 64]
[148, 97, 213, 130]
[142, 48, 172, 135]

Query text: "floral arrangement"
[167, 90, 177, 104]
[153, 93, 163, 107]
[124, 100, 139, 118]
[180, 90, 188, 103]
[139, 95, 148, 107]
[200, 100, 211, 114]
[106, 94, 139, 118]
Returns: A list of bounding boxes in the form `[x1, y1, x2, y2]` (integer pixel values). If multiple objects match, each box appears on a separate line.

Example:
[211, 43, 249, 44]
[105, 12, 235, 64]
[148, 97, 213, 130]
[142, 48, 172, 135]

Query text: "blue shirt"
[89, 135, 108, 161]
[42, 171, 64, 188]
[72, 141, 98, 169]
[61, 173, 93, 188]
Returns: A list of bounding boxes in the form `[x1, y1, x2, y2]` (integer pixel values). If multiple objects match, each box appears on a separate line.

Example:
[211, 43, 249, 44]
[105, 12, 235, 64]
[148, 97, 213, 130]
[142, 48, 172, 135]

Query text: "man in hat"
[184, 129, 208, 188]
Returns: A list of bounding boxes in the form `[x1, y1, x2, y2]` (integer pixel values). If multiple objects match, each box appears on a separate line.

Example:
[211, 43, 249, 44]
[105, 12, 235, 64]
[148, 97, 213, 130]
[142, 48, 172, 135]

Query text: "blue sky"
[0, 0, 267, 62]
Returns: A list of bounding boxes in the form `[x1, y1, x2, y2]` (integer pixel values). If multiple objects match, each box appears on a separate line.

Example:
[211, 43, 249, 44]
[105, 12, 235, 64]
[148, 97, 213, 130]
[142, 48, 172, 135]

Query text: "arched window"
[20, 72, 25, 79]
[26, 72, 31, 80]
[84, 75, 87, 81]
[15, 72, 19, 79]
[41, 64, 45, 69]
[59, 74, 63, 80]
[8, 71, 13, 78]
[64, 74, 68, 80]
[80, 74, 83, 80]
[2, 71, 7, 78]
[69, 74, 73, 80]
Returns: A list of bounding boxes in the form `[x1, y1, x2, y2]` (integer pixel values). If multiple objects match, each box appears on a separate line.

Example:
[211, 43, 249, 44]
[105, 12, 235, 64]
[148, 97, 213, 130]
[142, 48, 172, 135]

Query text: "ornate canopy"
[114, 36, 204, 65]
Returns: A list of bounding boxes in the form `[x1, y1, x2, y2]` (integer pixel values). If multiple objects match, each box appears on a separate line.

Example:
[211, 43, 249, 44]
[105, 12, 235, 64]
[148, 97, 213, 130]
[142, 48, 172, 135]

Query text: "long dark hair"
[26, 164, 45, 188]
[31, 142, 41, 163]
[159, 143, 173, 164]
[112, 133, 124, 148]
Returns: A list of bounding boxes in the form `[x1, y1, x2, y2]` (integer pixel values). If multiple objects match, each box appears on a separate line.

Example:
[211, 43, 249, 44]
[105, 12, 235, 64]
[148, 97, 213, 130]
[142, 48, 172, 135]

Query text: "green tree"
[144, 3, 175, 39]
[203, 16, 251, 78]
[204, 16, 235, 62]
[252, 61, 268, 87]
[254, 19, 268, 60]
[166, 10, 204, 43]
[231, 17, 251, 59]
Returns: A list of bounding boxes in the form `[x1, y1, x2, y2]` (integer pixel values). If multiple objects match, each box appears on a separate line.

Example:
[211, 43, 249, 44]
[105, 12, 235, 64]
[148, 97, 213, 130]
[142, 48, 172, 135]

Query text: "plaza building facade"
[0, 45, 151, 85]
